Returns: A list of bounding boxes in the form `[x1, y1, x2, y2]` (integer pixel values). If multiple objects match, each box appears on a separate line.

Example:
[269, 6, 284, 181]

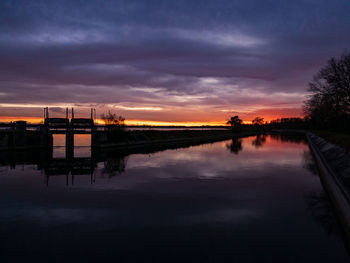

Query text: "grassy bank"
[96, 128, 258, 149]
[313, 131, 350, 152]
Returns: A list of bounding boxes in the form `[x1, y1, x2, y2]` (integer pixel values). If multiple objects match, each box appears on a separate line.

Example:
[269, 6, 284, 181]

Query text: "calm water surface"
[0, 134, 348, 262]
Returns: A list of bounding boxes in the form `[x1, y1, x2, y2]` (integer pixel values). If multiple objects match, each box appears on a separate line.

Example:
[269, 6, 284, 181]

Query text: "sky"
[1, 0, 350, 125]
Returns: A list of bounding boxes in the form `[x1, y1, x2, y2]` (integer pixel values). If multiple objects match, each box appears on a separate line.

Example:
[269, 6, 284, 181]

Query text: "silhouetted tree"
[269, 117, 307, 129]
[304, 52, 350, 131]
[101, 111, 126, 140]
[101, 111, 125, 126]
[227, 116, 242, 130]
[252, 117, 264, 126]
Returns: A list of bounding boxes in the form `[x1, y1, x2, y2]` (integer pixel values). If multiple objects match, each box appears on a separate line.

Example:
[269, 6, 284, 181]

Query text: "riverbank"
[307, 133, 350, 246]
[93, 129, 258, 149]
[0, 127, 260, 151]
[312, 131, 350, 152]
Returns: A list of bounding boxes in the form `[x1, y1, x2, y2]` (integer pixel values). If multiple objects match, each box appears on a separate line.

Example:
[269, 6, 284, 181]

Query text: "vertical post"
[40, 125, 52, 147]
[67, 107, 74, 163]
[44, 107, 49, 125]
[66, 131, 74, 160]
[91, 108, 96, 147]
[66, 108, 68, 119]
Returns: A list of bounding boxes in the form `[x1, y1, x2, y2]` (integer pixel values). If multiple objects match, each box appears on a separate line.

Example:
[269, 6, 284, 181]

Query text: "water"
[0, 134, 348, 262]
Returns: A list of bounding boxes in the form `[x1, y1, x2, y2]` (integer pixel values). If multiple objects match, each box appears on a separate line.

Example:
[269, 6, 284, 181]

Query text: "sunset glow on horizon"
[0, 1, 349, 124]
[0, 112, 299, 126]
[0, 116, 236, 126]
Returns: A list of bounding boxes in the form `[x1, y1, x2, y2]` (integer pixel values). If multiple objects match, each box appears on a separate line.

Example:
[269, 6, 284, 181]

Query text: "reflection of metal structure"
[42, 146, 96, 186]
[0, 145, 129, 186]
[0, 130, 219, 186]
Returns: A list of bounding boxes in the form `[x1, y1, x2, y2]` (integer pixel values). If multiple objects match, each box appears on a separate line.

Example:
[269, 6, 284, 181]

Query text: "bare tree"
[101, 111, 125, 127]
[304, 52, 350, 130]
[252, 117, 264, 126]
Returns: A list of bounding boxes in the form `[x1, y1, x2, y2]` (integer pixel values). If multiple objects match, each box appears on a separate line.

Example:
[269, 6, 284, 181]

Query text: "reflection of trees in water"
[252, 134, 267, 148]
[270, 133, 307, 144]
[226, 138, 243, 154]
[102, 156, 128, 177]
[305, 191, 341, 237]
[302, 150, 319, 176]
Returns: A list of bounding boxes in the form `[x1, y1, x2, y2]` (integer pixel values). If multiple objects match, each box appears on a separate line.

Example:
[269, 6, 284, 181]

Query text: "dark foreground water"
[0, 134, 349, 262]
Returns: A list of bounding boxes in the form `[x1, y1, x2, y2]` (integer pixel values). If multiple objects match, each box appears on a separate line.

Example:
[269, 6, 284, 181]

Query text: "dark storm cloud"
[1, 0, 350, 121]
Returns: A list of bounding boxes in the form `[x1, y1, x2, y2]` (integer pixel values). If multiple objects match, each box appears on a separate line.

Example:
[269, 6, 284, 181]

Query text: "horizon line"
[0, 116, 304, 126]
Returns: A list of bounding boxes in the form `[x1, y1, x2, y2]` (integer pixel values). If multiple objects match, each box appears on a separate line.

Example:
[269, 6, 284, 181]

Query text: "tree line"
[226, 115, 308, 130]
[304, 52, 350, 131]
[227, 52, 350, 132]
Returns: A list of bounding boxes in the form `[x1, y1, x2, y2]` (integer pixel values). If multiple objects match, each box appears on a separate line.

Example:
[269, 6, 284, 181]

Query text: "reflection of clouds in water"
[0, 134, 313, 189]
[126, 146, 220, 168]
[125, 137, 308, 181]
[80, 135, 314, 190]
[74, 146, 91, 158]
[0, 133, 347, 261]
[52, 146, 66, 158]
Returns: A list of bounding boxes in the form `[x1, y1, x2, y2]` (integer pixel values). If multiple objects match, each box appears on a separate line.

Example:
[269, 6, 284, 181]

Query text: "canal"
[0, 134, 348, 262]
